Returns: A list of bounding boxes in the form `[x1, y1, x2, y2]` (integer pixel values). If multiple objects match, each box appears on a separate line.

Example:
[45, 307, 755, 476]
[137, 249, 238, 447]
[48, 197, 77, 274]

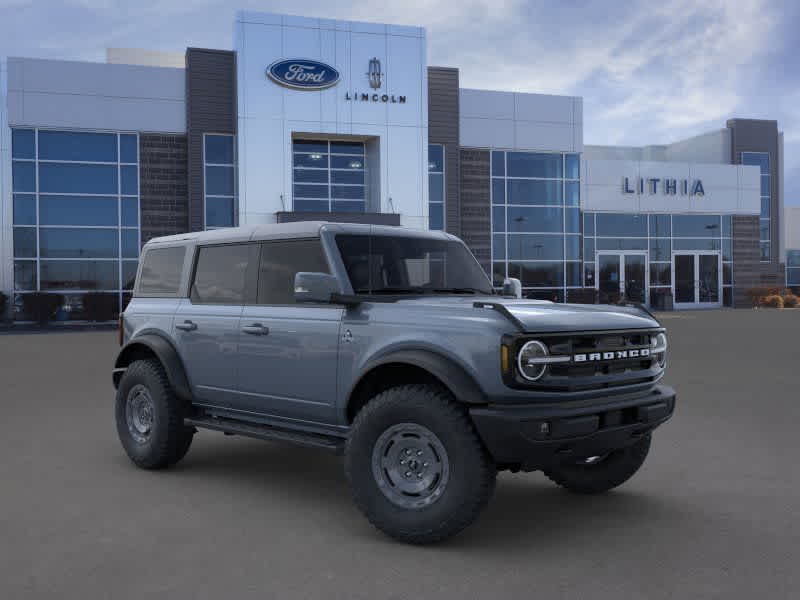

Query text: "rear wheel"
[115, 359, 194, 469]
[345, 384, 496, 544]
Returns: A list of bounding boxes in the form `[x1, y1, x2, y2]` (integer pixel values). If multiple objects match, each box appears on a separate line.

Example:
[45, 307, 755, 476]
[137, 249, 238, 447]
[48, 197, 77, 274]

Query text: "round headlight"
[517, 340, 549, 381]
[651, 332, 667, 368]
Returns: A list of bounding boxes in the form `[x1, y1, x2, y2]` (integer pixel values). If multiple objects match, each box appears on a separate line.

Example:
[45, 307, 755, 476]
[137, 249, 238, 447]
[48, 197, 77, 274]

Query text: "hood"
[392, 296, 660, 333]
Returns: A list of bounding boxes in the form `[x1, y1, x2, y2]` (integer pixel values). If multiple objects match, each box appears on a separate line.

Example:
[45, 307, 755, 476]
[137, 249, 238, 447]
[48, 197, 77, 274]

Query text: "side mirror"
[502, 277, 522, 299]
[294, 272, 340, 303]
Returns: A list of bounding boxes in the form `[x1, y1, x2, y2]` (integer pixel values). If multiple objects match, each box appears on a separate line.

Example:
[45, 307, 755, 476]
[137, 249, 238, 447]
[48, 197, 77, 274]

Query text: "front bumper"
[469, 384, 676, 471]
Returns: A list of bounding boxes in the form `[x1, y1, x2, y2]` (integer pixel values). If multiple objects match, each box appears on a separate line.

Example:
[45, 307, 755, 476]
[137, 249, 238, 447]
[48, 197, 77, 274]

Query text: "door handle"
[175, 320, 197, 332]
[241, 323, 269, 336]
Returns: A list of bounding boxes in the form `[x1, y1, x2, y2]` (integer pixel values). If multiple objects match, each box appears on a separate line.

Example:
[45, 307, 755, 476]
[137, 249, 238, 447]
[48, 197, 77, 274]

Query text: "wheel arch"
[113, 333, 192, 401]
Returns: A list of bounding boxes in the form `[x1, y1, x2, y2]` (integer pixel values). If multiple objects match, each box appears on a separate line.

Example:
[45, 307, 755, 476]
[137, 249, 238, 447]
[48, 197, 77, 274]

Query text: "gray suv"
[113, 222, 675, 544]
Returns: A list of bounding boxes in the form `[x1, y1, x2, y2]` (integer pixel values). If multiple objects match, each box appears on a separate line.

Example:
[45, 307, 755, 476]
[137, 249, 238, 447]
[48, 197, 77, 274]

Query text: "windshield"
[335, 234, 493, 295]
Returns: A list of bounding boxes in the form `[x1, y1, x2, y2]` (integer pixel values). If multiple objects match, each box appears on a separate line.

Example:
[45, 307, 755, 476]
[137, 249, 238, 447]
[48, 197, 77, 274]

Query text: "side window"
[137, 246, 186, 296]
[257, 239, 329, 304]
[190, 243, 252, 305]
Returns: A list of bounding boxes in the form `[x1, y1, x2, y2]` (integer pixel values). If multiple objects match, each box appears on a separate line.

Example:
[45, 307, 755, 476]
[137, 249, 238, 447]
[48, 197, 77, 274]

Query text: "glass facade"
[204, 134, 237, 229]
[292, 140, 366, 212]
[742, 152, 770, 261]
[788, 250, 800, 288]
[11, 128, 140, 319]
[428, 144, 444, 230]
[491, 150, 580, 301]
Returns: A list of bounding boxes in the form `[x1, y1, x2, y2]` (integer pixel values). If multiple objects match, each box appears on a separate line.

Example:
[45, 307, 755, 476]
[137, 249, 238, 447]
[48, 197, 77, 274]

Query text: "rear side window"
[137, 246, 186, 296]
[191, 244, 253, 305]
[257, 240, 329, 304]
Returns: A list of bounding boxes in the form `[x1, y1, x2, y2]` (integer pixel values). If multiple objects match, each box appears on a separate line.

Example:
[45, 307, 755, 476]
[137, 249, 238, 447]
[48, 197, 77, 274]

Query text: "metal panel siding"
[139, 134, 189, 244]
[186, 48, 237, 232]
[459, 149, 491, 274]
[427, 67, 461, 237]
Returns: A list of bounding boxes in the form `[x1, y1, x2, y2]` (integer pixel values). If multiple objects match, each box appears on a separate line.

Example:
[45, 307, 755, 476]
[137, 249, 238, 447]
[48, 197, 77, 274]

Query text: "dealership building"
[0, 10, 794, 318]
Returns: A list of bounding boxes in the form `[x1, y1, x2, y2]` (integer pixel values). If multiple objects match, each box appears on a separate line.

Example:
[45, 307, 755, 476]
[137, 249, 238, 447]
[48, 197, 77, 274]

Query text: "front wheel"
[345, 385, 496, 544]
[543, 434, 652, 494]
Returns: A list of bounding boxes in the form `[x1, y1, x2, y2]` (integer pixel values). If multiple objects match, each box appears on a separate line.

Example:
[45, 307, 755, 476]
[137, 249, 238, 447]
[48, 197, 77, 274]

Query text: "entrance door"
[672, 252, 721, 309]
[596, 252, 648, 304]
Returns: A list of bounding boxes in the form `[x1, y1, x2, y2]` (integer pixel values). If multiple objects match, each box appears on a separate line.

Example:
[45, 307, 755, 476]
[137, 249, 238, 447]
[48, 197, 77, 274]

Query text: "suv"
[113, 222, 675, 544]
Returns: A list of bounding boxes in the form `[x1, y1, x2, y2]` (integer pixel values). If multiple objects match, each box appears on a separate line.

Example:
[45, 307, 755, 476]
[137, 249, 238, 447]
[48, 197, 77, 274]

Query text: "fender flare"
[113, 333, 192, 401]
[350, 349, 487, 408]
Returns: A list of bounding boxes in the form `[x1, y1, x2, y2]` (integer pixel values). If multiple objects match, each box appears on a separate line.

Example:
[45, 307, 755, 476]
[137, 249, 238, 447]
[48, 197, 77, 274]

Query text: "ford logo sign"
[267, 59, 340, 90]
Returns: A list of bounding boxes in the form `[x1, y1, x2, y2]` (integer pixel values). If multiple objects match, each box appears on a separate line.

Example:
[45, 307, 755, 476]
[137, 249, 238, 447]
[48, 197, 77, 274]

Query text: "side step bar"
[185, 416, 345, 455]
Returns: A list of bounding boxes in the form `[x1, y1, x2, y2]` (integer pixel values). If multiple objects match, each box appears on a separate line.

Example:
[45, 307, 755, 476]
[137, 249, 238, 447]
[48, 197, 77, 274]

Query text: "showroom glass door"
[673, 252, 721, 309]
[596, 252, 648, 305]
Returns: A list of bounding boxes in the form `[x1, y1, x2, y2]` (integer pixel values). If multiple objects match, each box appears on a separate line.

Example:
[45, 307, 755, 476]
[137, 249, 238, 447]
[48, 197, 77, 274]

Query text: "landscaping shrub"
[782, 294, 799, 308]
[82, 292, 119, 322]
[21, 293, 64, 324]
[762, 295, 784, 309]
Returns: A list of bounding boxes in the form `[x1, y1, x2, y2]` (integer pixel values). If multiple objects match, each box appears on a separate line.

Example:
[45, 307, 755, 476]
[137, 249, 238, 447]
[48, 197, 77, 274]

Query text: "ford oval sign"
[267, 59, 340, 90]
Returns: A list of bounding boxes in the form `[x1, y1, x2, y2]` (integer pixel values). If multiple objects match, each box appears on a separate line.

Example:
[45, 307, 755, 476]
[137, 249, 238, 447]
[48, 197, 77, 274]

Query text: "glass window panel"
[121, 165, 138, 195]
[121, 198, 139, 226]
[760, 242, 770, 261]
[14, 261, 37, 290]
[566, 262, 581, 287]
[583, 213, 595, 236]
[723, 287, 732, 307]
[293, 140, 328, 154]
[507, 179, 562, 205]
[428, 173, 444, 203]
[191, 243, 252, 304]
[565, 154, 580, 180]
[722, 238, 732, 261]
[331, 185, 364, 200]
[204, 135, 234, 164]
[257, 240, 330, 305]
[293, 168, 328, 183]
[122, 261, 139, 290]
[649, 214, 671, 238]
[40, 195, 118, 226]
[649, 238, 671, 261]
[721, 215, 732, 237]
[13, 194, 36, 225]
[13, 227, 37, 258]
[40, 260, 119, 290]
[428, 144, 444, 172]
[492, 235, 506, 260]
[492, 179, 505, 205]
[787, 268, 800, 285]
[333, 170, 365, 185]
[565, 235, 581, 260]
[507, 234, 564, 260]
[506, 206, 563, 233]
[332, 201, 365, 213]
[761, 197, 770, 218]
[294, 184, 329, 199]
[787, 251, 800, 268]
[39, 163, 118, 194]
[491, 151, 505, 177]
[294, 199, 329, 212]
[759, 219, 770, 240]
[12, 161, 35, 192]
[525, 289, 564, 302]
[206, 197, 234, 227]
[331, 155, 363, 170]
[565, 181, 579, 206]
[741, 152, 769, 174]
[38, 130, 117, 162]
[293, 153, 329, 168]
[565, 207, 580, 233]
[673, 238, 721, 251]
[205, 165, 234, 196]
[12, 129, 35, 159]
[650, 263, 671, 286]
[137, 246, 185, 295]
[583, 237, 594, 261]
[330, 141, 364, 155]
[596, 238, 647, 251]
[40, 228, 118, 258]
[584, 262, 595, 287]
[595, 213, 647, 237]
[507, 152, 562, 178]
[492, 262, 506, 287]
[492, 206, 505, 232]
[120, 134, 138, 163]
[672, 214, 721, 237]
[760, 175, 770, 196]
[723, 263, 732, 285]
[429, 203, 444, 230]
[122, 230, 139, 258]
[508, 261, 564, 287]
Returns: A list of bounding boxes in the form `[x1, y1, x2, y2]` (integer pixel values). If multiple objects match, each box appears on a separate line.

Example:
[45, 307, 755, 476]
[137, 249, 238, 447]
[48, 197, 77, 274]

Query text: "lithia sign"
[623, 176, 705, 196]
[267, 57, 406, 103]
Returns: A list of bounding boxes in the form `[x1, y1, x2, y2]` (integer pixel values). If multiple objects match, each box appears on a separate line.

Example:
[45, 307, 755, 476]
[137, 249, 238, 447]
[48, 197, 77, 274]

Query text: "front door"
[596, 252, 648, 304]
[672, 252, 721, 309]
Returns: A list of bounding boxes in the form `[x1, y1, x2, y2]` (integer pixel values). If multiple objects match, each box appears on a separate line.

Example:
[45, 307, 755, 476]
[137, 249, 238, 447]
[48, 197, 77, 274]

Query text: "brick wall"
[459, 149, 491, 274]
[139, 133, 189, 244]
[732, 215, 786, 307]
[428, 67, 461, 237]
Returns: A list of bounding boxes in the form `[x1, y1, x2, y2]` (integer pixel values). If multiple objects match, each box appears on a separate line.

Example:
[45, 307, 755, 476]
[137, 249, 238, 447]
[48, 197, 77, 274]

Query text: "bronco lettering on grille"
[573, 348, 650, 362]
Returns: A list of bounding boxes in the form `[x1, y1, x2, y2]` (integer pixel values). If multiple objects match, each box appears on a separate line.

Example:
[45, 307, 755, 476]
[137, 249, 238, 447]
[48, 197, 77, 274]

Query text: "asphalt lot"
[1, 309, 799, 599]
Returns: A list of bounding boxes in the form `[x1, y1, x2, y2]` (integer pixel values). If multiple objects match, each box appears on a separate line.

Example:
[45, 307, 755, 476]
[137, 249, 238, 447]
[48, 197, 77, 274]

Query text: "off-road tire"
[115, 359, 194, 470]
[345, 384, 496, 544]
[543, 434, 652, 494]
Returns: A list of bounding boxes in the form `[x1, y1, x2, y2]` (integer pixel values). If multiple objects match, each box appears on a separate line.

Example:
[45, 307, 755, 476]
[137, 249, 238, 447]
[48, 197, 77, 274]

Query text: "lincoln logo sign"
[623, 176, 705, 196]
[266, 59, 340, 90]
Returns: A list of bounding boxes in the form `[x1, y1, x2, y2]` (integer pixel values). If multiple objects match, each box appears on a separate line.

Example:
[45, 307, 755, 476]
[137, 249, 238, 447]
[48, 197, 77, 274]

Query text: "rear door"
[173, 242, 259, 408]
[234, 239, 343, 425]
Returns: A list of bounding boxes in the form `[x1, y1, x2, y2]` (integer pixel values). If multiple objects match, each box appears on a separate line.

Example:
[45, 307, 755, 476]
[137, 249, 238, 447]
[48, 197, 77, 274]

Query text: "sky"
[1, 0, 798, 204]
